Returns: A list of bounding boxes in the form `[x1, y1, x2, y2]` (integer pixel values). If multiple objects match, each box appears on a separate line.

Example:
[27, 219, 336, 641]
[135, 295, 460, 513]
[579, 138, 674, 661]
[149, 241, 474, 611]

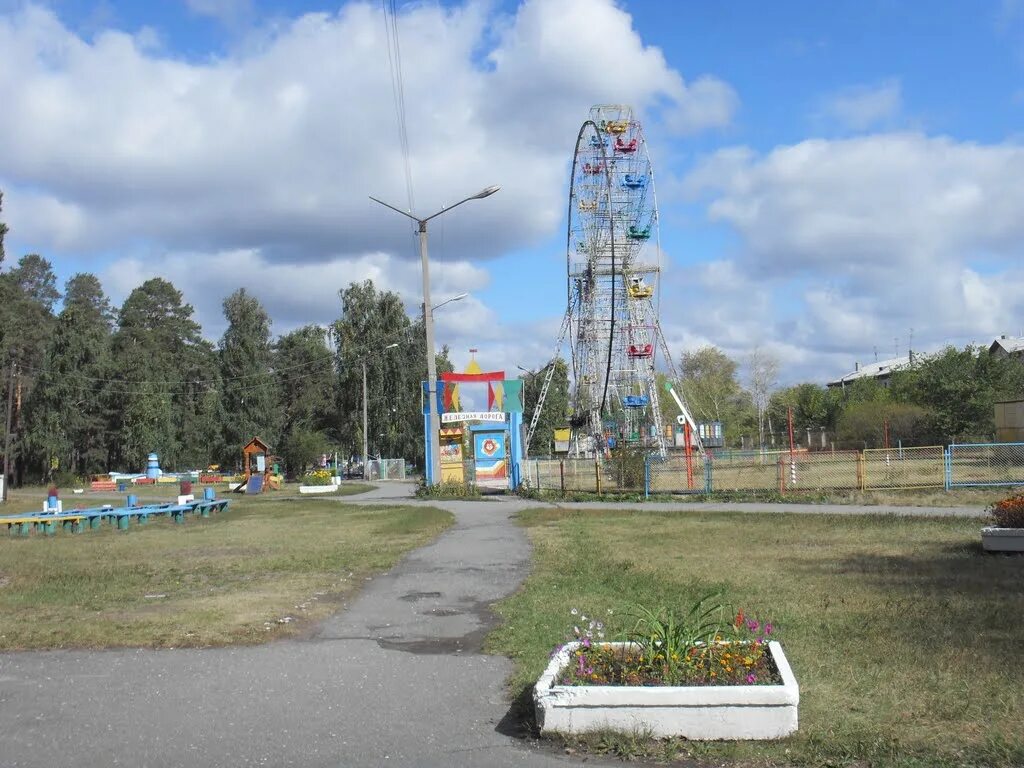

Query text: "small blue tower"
[146, 452, 162, 480]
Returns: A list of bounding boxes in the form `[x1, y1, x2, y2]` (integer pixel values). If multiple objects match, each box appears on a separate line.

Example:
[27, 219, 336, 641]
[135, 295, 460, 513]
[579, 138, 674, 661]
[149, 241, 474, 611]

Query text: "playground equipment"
[2, 491, 229, 537]
[233, 437, 280, 493]
[145, 452, 162, 480]
[524, 105, 704, 459]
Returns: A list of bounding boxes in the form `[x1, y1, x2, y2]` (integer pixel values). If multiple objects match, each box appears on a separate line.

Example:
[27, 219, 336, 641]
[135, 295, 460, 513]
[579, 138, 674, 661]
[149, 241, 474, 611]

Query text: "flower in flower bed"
[303, 469, 335, 486]
[989, 493, 1024, 528]
[554, 598, 781, 687]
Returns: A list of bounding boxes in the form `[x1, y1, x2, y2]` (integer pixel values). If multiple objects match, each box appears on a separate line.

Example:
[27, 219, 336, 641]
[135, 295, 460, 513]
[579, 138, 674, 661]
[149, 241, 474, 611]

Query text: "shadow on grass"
[820, 546, 1024, 597]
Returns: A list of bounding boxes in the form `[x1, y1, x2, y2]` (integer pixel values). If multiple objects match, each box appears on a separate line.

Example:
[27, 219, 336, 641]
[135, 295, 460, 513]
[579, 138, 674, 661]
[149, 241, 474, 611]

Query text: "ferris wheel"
[524, 104, 700, 458]
[566, 104, 667, 453]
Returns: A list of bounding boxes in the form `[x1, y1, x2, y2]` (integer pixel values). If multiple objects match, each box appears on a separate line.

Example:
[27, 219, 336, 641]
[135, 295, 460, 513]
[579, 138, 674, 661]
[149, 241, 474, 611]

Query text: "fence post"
[944, 445, 952, 491]
[777, 456, 784, 494]
[704, 455, 713, 494]
[595, 459, 602, 495]
[644, 456, 650, 499]
[535, 459, 541, 490]
[559, 459, 565, 496]
[857, 452, 866, 491]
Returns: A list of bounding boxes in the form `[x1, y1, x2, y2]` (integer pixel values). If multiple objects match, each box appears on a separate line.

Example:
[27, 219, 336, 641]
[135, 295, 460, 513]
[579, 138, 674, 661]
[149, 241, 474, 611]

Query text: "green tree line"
[0, 245, 450, 485]
[670, 345, 1024, 451]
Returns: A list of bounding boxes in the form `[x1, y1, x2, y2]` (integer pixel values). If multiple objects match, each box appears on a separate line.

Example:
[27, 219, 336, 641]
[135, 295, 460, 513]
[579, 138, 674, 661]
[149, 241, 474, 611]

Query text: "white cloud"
[0, 0, 735, 265]
[678, 132, 1024, 381]
[0, 0, 736, 379]
[100, 248, 490, 338]
[822, 79, 902, 131]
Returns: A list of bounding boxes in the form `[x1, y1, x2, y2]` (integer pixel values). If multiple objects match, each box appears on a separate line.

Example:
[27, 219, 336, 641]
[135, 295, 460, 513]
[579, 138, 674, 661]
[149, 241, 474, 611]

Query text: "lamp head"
[472, 185, 501, 199]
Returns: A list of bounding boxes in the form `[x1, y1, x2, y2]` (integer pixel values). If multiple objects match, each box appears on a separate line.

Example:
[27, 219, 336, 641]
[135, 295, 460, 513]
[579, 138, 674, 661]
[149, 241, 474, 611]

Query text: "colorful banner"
[439, 371, 506, 382]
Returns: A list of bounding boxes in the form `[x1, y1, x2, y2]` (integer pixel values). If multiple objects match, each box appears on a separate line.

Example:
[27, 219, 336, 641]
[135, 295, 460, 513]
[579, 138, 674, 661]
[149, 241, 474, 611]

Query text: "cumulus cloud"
[678, 132, 1024, 379]
[0, 0, 736, 372]
[100, 248, 490, 338]
[822, 79, 902, 131]
[0, 0, 734, 263]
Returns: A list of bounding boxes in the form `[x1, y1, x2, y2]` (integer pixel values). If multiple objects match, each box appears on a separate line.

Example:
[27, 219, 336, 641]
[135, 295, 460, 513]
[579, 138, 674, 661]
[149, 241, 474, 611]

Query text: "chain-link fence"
[704, 450, 786, 493]
[862, 446, 945, 490]
[365, 458, 407, 481]
[647, 454, 710, 494]
[524, 458, 601, 493]
[948, 443, 1024, 488]
[522, 442, 1024, 496]
[777, 451, 861, 492]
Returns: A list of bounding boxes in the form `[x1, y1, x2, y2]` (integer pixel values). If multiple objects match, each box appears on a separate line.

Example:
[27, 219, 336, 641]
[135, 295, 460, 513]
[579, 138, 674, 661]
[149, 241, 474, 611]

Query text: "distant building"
[826, 354, 914, 390]
[995, 400, 1024, 442]
[989, 335, 1024, 360]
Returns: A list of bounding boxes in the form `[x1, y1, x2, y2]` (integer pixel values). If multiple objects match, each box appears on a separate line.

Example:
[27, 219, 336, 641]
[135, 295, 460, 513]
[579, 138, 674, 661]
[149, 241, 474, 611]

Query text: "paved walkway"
[0, 485, 573, 768]
[0, 483, 985, 767]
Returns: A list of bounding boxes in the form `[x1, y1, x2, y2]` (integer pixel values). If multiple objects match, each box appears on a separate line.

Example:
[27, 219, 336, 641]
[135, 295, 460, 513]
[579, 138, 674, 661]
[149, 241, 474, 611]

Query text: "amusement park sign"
[441, 412, 507, 424]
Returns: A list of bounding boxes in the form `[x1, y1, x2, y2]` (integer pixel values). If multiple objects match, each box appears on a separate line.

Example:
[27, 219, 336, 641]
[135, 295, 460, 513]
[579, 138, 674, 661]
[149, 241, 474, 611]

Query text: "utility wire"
[382, 0, 416, 215]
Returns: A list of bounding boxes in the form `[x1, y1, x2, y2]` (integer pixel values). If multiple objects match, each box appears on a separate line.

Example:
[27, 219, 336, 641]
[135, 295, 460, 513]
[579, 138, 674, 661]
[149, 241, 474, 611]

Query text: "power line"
[382, 0, 416, 215]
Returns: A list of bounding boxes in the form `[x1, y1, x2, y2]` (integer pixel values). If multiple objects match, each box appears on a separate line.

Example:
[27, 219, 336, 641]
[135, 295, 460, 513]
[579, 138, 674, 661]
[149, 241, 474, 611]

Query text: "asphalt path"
[0, 484, 574, 768]
[0, 483, 985, 767]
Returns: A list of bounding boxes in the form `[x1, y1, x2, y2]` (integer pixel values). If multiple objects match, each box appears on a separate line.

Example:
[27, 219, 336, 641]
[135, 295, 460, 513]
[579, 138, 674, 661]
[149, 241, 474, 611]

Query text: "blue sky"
[2, 0, 1023, 384]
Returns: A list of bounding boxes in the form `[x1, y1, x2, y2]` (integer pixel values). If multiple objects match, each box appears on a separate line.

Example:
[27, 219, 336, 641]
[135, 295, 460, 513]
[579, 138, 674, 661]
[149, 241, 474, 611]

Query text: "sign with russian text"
[441, 411, 507, 423]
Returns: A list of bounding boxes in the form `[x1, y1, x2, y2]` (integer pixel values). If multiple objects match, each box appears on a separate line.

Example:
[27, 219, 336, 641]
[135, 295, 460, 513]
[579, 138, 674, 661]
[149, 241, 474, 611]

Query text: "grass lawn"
[526, 485, 1003, 508]
[488, 507, 1024, 768]
[0, 488, 450, 650]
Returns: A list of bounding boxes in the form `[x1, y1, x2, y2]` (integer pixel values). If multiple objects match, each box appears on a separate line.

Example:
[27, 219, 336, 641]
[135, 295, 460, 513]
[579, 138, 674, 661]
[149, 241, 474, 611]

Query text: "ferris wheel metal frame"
[523, 104, 703, 460]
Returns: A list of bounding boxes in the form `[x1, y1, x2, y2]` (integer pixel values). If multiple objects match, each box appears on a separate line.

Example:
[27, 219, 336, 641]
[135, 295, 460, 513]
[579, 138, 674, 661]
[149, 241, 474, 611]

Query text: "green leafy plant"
[415, 479, 481, 499]
[556, 599, 779, 687]
[627, 594, 731, 676]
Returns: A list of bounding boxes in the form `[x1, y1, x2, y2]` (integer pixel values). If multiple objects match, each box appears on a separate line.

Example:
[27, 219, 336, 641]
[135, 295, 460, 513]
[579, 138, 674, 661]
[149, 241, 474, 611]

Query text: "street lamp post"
[363, 342, 399, 478]
[370, 186, 499, 485]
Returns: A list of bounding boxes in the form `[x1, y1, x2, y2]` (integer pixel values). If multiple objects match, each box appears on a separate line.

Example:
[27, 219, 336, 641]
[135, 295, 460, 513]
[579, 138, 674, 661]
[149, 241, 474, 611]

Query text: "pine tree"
[275, 325, 334, 474]
[219, 289, 278, 465]
[111, 278, 204, 471]
[23, 274, 114, 480]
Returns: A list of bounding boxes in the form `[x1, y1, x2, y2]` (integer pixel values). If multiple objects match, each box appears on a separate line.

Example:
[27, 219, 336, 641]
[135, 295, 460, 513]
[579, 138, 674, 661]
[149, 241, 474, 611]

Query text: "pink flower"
[747, 619, 759, 633]
[747, 673, 757, 684]
[764, 623, 773, 635]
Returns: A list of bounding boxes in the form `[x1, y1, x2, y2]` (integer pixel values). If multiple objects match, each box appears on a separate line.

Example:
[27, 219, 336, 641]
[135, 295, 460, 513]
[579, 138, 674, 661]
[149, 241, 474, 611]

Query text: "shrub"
[415, 479, 481, 499]
[989, 493, 1024, 528]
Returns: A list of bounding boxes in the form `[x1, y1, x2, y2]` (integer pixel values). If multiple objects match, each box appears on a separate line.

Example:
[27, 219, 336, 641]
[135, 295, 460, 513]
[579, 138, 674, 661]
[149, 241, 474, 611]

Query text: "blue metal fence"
[946, 442, 1024, 489]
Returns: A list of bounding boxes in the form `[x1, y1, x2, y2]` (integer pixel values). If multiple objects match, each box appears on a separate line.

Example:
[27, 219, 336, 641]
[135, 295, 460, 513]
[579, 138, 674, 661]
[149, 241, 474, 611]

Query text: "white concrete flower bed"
[534, 640, 799, 740]
[981, 526, 1024, 552]
[298, 485, 337, 495]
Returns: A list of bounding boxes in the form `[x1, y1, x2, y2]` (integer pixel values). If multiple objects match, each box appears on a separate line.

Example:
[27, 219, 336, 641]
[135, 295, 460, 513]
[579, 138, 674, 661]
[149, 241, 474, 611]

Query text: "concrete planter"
[298, 485, 337, 495]
[534, 641, 799, 740]
[981, 526, 1024, 552]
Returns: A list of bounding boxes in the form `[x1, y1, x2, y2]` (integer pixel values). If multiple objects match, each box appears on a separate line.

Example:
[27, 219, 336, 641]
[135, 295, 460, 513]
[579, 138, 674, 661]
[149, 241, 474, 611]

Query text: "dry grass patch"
[489, 507, 1024, 767]
[0, 495, 450, 649]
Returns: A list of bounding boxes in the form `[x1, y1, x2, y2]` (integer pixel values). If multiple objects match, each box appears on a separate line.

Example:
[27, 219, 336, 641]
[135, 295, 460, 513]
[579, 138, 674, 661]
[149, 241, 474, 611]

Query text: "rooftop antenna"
[873, 346, 878, 362]
[908, 327, 914, 354]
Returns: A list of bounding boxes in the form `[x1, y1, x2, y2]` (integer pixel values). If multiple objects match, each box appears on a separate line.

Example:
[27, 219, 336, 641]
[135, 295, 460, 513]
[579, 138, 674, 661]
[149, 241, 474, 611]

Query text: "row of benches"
[2, 499, 230, 537]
